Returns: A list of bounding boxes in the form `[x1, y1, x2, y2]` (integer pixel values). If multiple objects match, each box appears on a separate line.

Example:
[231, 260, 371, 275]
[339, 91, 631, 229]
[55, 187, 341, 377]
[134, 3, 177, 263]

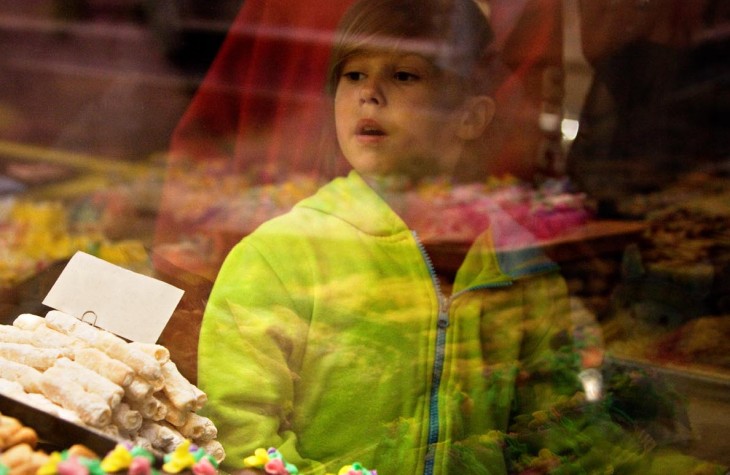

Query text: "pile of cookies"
[0, 310, 224, 464]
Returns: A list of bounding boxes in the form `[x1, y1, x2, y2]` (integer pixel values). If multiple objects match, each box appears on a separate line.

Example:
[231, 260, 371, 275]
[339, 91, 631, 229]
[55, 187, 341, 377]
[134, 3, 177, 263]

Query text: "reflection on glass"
[195, 0, 727, 473]
[0, 0, 727, 473]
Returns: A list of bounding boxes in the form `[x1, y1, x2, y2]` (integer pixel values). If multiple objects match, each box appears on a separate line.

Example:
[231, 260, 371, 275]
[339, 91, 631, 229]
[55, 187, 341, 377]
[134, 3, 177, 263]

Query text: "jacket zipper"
[413, 232, 514, 475]
[413, 231, 449, 475]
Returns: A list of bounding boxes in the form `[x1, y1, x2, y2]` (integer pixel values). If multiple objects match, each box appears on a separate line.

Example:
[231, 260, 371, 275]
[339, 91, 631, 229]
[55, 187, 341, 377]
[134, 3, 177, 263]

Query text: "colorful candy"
[191, 446, 220, 475]
[39, 450, 107, 475]
[162, 440, 197, 473]
[191, 456, 218, 475]
[128, 456, 153, 475]
[57, 457, 90, 475]
[242, 448, 271, 468]
[243, 447, 377, 475]
[100, 445, 134, 473]
[337, 462, 377, 475]
[242, 448, 298, 474]
[38, 452, 64, 475]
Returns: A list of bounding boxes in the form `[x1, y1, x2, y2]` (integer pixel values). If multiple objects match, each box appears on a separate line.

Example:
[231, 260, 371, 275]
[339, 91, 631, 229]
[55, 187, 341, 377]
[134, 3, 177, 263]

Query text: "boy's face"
[334, 50, 467, 182]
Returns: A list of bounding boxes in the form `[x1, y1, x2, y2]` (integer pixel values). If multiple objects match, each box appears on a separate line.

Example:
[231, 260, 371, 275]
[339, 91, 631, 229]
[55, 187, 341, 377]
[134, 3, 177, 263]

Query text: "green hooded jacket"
[198, 171, 714, 474]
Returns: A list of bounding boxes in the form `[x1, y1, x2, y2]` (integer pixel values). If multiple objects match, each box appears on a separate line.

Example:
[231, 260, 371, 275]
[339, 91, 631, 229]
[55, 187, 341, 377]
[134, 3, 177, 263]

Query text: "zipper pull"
[437, 296, 450, 328]
[437, 313, 449, 328]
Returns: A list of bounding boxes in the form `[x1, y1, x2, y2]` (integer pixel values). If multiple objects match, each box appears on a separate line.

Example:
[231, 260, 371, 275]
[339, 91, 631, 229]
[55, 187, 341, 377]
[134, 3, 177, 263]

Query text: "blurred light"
[578, 368, 603, 402]
[561, 118, 580, 141]
[539, 112, 561, 132]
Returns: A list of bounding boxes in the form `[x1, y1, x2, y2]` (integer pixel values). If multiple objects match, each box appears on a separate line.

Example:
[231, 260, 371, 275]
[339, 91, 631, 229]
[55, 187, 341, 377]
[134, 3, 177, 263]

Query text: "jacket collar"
[297, 170, 560, 290]
[296, 171, 411, 238]
[453, 230, 560, 293]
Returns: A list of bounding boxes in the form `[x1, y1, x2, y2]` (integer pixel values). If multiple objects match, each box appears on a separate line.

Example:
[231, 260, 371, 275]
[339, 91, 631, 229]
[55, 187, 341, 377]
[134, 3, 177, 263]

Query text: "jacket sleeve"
[197, 236, 327, 473]
[512, 270, 580, 414]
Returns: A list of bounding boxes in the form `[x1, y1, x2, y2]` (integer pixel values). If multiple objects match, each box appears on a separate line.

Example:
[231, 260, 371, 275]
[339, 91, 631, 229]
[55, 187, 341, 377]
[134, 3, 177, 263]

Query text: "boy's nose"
[359, 79, 384, 105]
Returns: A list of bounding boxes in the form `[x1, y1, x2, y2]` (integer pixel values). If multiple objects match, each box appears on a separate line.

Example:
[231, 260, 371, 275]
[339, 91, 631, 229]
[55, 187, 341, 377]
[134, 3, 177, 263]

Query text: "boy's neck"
[362, 174, 414, 194]
[361, 174, 413, 218]
[362, 173, 456, 230]
[362, 173, 453, 193]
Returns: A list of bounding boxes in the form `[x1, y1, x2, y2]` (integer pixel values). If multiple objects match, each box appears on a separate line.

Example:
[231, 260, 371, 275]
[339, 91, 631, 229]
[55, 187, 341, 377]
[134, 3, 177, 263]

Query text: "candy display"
[0, 311, 225, 465]
[157, 172, 322, 245]
[401, 176, 593, 244]
[599, 188, 730, 376]
[1, 436, 386, 475]
[154, 174, 593, 282]
[242, 447, 377, 475]
[161, 172, 591, 244]
[0, 199, 150, 290]
[0, 432, 220, 475]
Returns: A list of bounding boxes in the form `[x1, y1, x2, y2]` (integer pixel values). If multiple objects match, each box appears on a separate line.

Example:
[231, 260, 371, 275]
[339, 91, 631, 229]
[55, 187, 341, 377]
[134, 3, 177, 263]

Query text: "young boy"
[197, 0, 575, 473]
[197, 1, 710, 474]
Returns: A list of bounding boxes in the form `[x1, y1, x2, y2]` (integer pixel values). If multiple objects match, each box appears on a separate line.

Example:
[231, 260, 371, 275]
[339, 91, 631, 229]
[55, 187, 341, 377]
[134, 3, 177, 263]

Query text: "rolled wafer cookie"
[53, 358, 124, 408]
[77, 326, 162, 383]
[0, 377, 79, 423]
[160, 361, 197, 412]
[0, 325, 34, 345]
[119, 346, 163, 386]
[96, 423, 121, 439]
[131, 436, 153, 451]
[150, 374, 166, 392]
[45, 311, 163, 383]
[39, 367, 111, 428]
[0, 343, 62, 370]
[0, 326, 74, 358]
[22, 393, 83, 425]
[129, 342, 170, 364]
[125, 376, 154, 402]
[159, 393, 189, 427]
[191, 385, 208, 411]
[178, 413, 217, 442]
[44, 310, 81, 334]
[32, 325, 84, 353]
[139, 421, 185, 453]
[0, 356, 43, 393]
[74, 347, 134, 387]
[11, 313, 45, 331]
[129, 393, 166, 421]
[112, 403, 143, 433]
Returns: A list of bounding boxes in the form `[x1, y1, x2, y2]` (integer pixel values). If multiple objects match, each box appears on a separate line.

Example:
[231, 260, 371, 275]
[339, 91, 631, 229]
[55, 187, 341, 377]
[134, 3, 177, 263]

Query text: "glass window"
[0, 0, 727, 473]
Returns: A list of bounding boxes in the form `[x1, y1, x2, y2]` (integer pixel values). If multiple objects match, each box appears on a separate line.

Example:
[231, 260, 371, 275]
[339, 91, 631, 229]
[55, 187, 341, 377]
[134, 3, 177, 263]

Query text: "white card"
[43, 251, 184, 343]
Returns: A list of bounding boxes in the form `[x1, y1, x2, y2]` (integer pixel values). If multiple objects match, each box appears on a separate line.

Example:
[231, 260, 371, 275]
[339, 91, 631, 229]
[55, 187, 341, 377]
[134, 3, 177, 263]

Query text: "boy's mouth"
[356, 119, 385, 136]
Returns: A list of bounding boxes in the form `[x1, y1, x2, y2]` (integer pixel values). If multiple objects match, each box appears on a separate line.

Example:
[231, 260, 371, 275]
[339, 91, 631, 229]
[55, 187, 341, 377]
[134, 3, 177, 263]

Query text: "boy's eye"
[343, 71, 365, 81]
[394, 71, 420, 82]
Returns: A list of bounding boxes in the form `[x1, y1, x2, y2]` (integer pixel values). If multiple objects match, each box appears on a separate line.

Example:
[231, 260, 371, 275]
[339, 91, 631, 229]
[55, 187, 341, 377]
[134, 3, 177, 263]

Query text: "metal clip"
[81, 310, 99, 327]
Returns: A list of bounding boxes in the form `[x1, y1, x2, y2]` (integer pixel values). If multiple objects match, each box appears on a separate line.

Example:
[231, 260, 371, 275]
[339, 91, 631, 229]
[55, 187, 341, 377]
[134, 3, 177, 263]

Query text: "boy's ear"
[456, 96, 495, 140]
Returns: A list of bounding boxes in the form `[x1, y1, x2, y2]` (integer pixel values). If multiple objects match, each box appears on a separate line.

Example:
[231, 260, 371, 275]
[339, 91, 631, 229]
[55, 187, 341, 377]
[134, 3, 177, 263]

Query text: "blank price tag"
[43, 251, 184, 343]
